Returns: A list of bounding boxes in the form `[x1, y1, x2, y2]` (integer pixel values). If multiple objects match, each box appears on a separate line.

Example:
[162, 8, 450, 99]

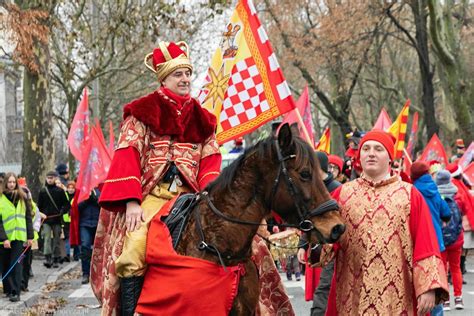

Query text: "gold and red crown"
[144, 41, 193, 82]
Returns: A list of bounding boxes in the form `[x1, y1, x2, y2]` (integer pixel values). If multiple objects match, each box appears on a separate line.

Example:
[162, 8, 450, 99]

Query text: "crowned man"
[90, 42, 222, 315]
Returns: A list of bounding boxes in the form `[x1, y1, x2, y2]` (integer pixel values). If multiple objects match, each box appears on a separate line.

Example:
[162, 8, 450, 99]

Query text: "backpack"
[442, 196, 462, 246]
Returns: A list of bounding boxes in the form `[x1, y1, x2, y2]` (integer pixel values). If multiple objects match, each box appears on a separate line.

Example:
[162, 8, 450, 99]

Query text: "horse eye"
[299, 170, 312, 180]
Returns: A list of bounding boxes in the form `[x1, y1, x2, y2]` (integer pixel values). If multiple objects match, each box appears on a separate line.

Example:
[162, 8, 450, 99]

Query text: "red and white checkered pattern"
[220, 57, 269, 130]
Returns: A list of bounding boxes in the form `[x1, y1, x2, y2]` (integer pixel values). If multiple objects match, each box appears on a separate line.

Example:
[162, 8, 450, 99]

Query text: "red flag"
[108, 120, 115, 156]
[419, 134, 448, 167]
[458, 142, 474, 170]
[406, 112, 419, 159]
[69, 189, 80, 246]
[75, 124, 112, 203]
[372, 108, 392, 130]
[463, 162, 474, 186]
[67, 88, 90, 161]
[282, 86, 314, 144]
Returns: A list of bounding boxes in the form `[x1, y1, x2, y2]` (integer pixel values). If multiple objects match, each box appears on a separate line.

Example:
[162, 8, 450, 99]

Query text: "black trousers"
[311, 260, 334, 316]
[21, 247, 33, 289]
[0, 240, 24, 296]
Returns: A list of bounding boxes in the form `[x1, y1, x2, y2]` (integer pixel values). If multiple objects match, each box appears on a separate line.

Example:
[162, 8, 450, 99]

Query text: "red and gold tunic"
[100, 87, 221, 212]
[323, 175, 449, 315]
[91, 87, 221, 314]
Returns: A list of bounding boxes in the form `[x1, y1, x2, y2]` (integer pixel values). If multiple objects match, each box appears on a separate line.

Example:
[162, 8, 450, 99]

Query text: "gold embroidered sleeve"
[117, 116, 147, 153]
[201, 133, 220, 159]
[413, 256, 449, 303]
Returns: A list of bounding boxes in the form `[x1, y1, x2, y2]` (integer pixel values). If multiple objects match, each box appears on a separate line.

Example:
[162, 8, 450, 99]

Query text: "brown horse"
[147, 124, 345, 315]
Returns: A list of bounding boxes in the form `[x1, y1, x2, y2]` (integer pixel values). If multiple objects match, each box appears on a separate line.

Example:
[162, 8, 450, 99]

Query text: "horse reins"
[193, 134, 339, 268]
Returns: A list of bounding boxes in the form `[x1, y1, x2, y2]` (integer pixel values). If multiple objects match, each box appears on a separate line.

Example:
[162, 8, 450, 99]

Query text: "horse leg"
[230, 260, 259, 316]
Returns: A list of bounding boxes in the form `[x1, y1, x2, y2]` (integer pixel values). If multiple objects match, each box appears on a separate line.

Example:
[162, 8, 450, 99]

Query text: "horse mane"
[206, 135, 317, 194]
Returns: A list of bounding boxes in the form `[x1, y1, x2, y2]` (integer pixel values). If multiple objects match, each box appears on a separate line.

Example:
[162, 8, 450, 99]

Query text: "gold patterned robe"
[321, 175, 449, 315]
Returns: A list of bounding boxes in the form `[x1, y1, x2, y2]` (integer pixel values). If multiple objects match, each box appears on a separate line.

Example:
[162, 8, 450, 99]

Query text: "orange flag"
[315, 127, 330, 154]
[198, 0, 295, 144]
[387, 99, 410, 160]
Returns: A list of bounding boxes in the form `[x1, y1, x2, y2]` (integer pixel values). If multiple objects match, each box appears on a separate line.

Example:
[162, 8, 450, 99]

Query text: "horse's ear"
[278, 123, 293, 149]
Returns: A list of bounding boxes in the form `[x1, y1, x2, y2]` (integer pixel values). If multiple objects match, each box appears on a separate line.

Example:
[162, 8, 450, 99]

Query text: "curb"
[0, 261, 80, 315]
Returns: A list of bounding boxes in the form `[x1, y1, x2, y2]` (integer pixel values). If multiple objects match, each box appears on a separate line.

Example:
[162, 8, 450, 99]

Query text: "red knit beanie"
[410, 161, 429, 181]
[328, 154, 344, 171]
[357, 130, 395, 160]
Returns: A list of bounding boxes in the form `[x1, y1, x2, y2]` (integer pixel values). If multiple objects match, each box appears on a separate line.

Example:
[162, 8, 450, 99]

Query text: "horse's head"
[261, 124, 345, 244]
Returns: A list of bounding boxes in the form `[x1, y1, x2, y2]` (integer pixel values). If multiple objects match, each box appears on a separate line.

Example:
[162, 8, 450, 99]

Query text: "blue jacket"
[414, 174, 451, 252]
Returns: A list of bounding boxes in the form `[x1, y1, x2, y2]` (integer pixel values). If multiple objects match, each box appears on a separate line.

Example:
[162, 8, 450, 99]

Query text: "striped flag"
[387, 99, 410, 160]
[315, 127, 331, 154]
[198, 0, 295, 144]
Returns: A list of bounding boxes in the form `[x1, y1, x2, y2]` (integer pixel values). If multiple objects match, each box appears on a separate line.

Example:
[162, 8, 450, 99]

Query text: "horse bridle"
[192, 135, 339, 268]
[268, 137, 339, 232]
[196, 135, 339, 232]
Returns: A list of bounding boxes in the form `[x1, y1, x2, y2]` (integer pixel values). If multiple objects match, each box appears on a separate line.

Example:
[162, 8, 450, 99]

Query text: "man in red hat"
[90, 41, 222, 315]
[316, 130, 449, 315]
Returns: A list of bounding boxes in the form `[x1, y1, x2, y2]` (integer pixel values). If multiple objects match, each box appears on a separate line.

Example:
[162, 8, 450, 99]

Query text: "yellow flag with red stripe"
[315, 127, 330, 154]
[387, 99, 410, 160]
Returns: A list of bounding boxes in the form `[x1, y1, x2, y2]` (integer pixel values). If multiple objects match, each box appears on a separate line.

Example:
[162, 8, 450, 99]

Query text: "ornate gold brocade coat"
[323, 176, 449, 315]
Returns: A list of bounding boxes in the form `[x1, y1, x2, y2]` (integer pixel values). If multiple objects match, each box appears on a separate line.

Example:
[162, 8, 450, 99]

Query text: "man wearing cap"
[37, 171, 69, 268]
[316, 130, 449, 315]
[450, 139, 466, 163]
[90, 41, 221, 315]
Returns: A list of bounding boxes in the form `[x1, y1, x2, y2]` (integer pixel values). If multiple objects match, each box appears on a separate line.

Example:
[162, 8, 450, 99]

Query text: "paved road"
[2, 255, 474, 315]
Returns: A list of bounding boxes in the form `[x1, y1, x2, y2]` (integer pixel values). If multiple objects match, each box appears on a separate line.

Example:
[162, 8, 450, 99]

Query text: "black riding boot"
[120, 276, 144, 316]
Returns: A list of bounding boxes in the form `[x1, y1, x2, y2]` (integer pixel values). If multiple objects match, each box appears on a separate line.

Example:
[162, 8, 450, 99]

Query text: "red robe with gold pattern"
[90, 87, 221, 314]
[322, 175, 449, 315]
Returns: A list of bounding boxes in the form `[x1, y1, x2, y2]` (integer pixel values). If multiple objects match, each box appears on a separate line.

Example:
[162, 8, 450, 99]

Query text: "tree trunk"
[21, 41, 54, 199]
[412, 0, 439, 140]
[428, 0, 474, 141]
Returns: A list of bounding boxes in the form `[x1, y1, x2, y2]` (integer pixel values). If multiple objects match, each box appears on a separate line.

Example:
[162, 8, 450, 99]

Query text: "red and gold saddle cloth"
[136, 197, 245, 315]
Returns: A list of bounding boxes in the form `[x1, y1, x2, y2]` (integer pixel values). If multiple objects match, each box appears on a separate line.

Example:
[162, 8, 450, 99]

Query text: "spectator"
[56, 163, 70, 187]
[37, 171, 69, 268]
[446, 163, 474, 275]
[435, 170, 465, 311]
[65, 181, 80, 261]
[328, 154, 345, 183]
[78, 188, 100, 284]
[0, 172, 34, 302]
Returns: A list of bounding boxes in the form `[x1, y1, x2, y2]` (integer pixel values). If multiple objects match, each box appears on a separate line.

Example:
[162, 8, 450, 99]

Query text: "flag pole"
[403, 148, 413, 165]
[294, 107, 313, 146]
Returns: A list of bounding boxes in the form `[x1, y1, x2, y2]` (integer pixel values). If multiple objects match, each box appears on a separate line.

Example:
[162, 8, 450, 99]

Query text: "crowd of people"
[1, 39, 472, 316]
[265, 132, 473, 315]
[0, 163, 101, 302]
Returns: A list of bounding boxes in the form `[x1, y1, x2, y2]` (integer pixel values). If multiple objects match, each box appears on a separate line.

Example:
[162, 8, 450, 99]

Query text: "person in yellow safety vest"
[0, 172, 34, 302]
[61, 181, 76, 262]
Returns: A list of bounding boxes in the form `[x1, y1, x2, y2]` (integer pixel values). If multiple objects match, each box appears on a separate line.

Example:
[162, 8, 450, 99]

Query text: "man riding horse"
[90, 41, 222, 314]
[90, 42, 316, 315]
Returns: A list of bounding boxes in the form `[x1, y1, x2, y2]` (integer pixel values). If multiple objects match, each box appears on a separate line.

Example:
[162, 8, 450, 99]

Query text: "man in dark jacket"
[297, 151, 341, 315]
[37, 171, 69, 268]
[78, 188, 100, 284]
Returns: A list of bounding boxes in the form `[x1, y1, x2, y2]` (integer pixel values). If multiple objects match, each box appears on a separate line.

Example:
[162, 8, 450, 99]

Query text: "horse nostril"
[330, 224, 346, 241]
